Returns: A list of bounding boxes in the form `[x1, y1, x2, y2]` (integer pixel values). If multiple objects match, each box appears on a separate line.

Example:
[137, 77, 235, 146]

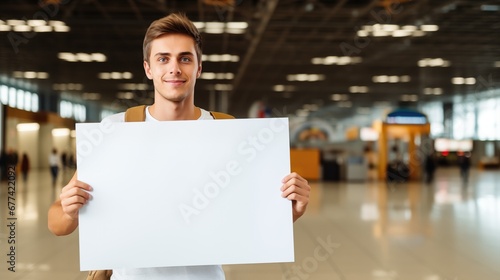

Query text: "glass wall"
[421, 89, 500, 140]
[0, 84, 39, 112]
[59, 100, 86, 122]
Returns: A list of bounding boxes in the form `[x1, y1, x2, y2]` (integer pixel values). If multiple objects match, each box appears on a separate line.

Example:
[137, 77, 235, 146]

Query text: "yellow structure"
[290, 148, 321, 180]
[375, 121, 431, 181]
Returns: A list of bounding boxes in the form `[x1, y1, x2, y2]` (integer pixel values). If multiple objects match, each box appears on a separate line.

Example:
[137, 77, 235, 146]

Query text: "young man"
[48, 12, 311, 280]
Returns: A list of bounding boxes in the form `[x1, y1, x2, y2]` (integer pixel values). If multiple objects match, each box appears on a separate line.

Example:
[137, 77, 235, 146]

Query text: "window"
[17, 89, 24, 109]
[8, 87, 16, 107]
[59, 100, 86, 122]
[0, 84, 39, 112]
[24, 91, 32, 111]
[453, 101, 475, 140]
[420, 102, 444, 137]
[0, 85, 8, 104]
[477, 98, 499, 140]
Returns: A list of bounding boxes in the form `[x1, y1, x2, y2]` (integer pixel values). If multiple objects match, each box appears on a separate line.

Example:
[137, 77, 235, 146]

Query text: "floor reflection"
[0, 167, 499, 279]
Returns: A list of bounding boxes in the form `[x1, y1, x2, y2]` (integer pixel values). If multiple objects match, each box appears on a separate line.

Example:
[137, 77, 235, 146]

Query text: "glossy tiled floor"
[1, 167, 499, 280]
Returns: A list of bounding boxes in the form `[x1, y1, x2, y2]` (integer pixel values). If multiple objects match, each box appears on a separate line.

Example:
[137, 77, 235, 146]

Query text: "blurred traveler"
[49, 148, 60, 186]
[20, 153, 30, 182]
[458, 152, 471, 183]
[424, 152, 437, 184]
[61, 151, 68, 170]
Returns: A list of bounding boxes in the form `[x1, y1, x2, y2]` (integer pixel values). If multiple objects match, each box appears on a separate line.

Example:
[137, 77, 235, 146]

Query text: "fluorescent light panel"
[202, 54, 239, 62]
[53, 83, 83, 91]
[349, 86, 369, 93]
[357, 24, 438, 37]
[311, 56, 362, 65]
[273, 85, 296, 92]
[372, 75, 411, 83]
[418, 58, 451, 67]
[200, 72, 234, 80]
[1, 19, 70, 32]
[17, 123, 40, 132]
[193, 21, 247, 34]
[287, 74, 325, 82]
[331, 94, 349, 101]
[13, 71, 49, 79]
[52, 128, 70, 137]
[452, 77, 476, 85]
[401, 94, 418, 101]
[98, 72, 133, 80]
[424, 88, 443, 95]
[58, 52, 107, 62]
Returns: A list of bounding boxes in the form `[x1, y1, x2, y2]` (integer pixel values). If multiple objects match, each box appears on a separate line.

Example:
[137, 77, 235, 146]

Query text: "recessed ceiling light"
[287, 74, 325, 82]
[202, 54, 239, 62]
[53, 25, 70, 32]
[83, 93, 101, 100]
[27, 19, 46, 27]
[465, 77, 476, 85]
[193, 21, 248, 34]
[331, 94, 348, 101]
[424, 88, 443, 95]
[421, 25, 439, 32]
[117, 92, 135, 99]
[34, 25, 52, 32]
[119, 83, 149, 90]
[418, 58, 451, 67]
[214, 84, 233, 91]
[58, 52, 107, 62]
[7, 19, 25, 26]
[349, 86, 369, 93]
[359, 24, 438, 37]
[452, 77, 475, 85]
[98, 72, 133, 80]
[200, 72, 234, 80]
[13, 71, 49, 79]
[13, 25, 31, 32]
[401, 94, 418, 102]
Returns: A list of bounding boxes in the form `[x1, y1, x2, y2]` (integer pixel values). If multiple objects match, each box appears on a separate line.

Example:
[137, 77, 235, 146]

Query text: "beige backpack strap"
[210, 111, 235, 119]
[124, 105, 147, 122]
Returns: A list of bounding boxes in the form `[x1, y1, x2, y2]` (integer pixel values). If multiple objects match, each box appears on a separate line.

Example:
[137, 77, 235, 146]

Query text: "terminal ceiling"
[0, 0, 499, 119]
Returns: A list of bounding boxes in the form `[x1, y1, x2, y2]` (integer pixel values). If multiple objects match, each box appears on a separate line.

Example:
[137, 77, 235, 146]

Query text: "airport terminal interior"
[1, 0, 500, 279]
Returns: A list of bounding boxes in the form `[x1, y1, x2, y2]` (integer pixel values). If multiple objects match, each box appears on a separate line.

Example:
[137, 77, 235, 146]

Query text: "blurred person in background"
[458, 151, 471, 183]
[49, 148, 60, 186]
[20, 153, 30, 182]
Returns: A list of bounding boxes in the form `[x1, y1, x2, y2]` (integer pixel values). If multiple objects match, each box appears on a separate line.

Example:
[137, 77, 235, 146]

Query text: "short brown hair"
[143, 13, 202, 63]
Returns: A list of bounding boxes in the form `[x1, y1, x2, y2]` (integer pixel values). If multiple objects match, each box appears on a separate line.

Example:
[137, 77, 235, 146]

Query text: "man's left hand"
[281, 172, 311, 222]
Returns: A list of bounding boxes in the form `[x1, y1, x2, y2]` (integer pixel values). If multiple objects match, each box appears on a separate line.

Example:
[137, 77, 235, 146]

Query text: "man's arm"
[281, 172, 311, 222]
[48, 172, 92, 236]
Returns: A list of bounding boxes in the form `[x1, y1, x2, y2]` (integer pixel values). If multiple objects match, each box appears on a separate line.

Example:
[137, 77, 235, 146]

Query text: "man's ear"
[196, 63, 202, 78]
[143, 60, 153, 80]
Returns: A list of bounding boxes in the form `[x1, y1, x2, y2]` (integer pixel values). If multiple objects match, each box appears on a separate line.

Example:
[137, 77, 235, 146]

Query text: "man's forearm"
[48, 201, 79, 236]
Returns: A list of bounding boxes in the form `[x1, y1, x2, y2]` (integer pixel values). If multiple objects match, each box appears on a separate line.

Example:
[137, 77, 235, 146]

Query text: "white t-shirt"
[104, 106, 225, 280]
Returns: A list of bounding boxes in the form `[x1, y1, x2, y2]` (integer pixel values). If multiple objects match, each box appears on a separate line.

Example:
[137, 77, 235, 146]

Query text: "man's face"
[144, 34, 201, 104]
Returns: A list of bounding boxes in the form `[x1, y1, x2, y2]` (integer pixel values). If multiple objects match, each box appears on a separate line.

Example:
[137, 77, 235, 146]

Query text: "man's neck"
[148, 102, 200, 121]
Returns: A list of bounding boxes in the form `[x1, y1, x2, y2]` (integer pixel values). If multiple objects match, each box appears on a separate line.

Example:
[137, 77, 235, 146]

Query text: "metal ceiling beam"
[229, 0, 279, 94]
[128, 0, 143, 20]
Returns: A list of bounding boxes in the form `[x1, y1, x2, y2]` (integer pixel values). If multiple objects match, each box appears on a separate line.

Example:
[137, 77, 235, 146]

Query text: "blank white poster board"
[76, 118, 293, 270]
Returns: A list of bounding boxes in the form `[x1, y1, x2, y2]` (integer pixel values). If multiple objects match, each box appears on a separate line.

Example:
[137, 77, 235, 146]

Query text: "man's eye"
[180, 57, 191, 62]
[159, 57, 167, 62]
